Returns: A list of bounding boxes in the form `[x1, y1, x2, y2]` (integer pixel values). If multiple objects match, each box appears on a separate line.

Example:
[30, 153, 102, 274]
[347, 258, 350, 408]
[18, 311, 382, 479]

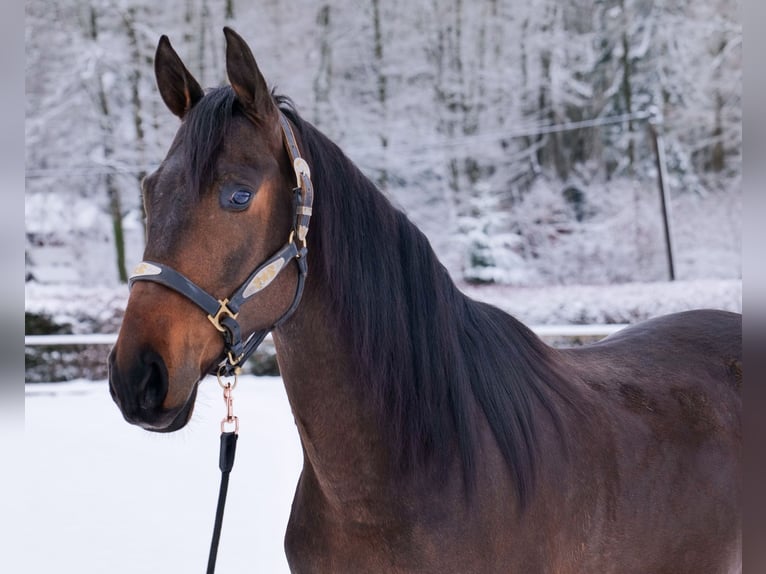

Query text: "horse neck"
[271, 282, 399, 511]
[269, 117, 484, 514]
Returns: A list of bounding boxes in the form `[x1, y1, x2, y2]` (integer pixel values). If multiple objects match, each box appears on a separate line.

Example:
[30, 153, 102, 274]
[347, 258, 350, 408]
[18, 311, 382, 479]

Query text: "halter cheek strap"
[128, 112, 313, 377]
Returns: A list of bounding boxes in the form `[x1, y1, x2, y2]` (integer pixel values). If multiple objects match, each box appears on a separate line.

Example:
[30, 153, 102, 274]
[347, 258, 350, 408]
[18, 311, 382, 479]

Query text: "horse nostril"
[140, 356, 168, 412]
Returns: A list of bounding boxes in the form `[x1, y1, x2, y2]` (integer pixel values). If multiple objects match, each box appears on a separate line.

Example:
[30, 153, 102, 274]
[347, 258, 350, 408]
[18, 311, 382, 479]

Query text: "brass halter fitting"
[207, 298, 239, 333]
[293, 157, 311, 187]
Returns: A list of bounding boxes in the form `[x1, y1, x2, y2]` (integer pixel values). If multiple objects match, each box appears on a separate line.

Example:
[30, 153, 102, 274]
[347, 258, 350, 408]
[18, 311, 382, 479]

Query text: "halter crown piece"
[129, 113, 314, 378]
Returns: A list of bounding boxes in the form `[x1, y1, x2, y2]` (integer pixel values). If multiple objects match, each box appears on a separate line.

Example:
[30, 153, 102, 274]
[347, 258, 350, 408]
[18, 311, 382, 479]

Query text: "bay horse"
[108, 28, 742, 573]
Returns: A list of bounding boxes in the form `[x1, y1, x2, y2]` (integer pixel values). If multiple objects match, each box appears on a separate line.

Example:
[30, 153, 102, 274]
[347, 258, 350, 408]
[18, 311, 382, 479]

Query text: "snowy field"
[24, 376, 302, 573]
[25, 278, 743, 336]
[23, 278, 742, 573]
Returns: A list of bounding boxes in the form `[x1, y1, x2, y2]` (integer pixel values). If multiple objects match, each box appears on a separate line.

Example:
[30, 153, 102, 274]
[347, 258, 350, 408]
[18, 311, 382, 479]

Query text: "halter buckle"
[208, 298, 239, 333]
[226, 349, 244, 368]
[293, 157, 311, 188]
[289, 229, 306, 252]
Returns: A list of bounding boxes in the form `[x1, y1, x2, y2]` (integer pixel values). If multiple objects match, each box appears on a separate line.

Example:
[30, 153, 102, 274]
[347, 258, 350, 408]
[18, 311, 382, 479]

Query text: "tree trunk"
[123, 7, 148, 240]
[371, 0, 388, 189]
[710, 90, 725, 172]
[90, 6, 128, 283]
[619, 0, 635, 169]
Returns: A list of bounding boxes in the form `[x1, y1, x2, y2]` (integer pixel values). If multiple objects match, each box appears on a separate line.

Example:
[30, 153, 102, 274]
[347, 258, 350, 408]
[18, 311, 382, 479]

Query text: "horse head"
[108, 29, 307, 431]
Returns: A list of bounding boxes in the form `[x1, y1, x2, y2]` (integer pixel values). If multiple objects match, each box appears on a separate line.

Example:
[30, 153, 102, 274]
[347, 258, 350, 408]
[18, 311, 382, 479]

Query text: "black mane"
[278, 100, 582, 504]
[183, 87, 581, 504]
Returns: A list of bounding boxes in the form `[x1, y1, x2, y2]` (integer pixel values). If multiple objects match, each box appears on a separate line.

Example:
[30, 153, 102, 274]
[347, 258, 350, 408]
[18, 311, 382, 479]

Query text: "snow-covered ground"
[24, 376, 302, 573]
[25, 278, 742, 335]
[459, 277, 743, 324]
[22, 274, 742, 572]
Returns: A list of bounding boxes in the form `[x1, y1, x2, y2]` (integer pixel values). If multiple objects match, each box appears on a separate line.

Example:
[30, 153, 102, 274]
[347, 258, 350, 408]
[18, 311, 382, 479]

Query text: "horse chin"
[137, 382, 199, 433]
[147, 356, 224, 432]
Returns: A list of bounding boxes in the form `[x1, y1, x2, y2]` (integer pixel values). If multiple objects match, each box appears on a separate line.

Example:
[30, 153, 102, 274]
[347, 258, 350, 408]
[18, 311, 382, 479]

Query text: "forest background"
[25, 0, 741, 288]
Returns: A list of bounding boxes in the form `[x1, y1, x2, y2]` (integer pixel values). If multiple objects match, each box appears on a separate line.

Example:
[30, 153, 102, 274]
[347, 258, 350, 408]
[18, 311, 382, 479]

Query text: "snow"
[24, 376, 302, 573]
[458, 278, 742, 325]
[25, 282, 130, 334]
[25, 278, 742, 339]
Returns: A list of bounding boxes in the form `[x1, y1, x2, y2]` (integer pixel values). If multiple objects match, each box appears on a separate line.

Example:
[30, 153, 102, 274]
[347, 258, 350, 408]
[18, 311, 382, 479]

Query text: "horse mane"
[277, 99, 584, 505]
[183, 86, 581, 505]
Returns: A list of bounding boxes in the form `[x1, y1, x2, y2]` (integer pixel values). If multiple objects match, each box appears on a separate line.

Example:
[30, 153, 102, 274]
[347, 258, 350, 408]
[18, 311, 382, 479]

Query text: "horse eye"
[231, 189, 252, 204]
[230, 189, 253, 206]
[220, 185, 255, 211]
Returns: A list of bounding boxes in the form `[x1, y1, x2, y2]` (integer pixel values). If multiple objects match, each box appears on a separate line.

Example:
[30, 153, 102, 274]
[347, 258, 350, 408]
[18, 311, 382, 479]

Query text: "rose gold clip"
[221, 383, 239, 434]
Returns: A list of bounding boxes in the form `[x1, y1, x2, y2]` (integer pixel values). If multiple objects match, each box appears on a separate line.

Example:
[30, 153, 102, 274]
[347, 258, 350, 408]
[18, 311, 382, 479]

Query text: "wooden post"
[648, 107, 676, 281]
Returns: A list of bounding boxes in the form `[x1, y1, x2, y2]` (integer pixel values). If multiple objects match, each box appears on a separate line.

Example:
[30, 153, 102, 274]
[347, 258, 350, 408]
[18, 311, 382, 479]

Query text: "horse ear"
[223, 27, 278, 122]
[154, 35, 204, 119]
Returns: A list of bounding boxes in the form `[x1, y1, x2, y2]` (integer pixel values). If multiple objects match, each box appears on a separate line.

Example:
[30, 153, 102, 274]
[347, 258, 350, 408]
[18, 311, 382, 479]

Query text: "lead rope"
[207, 373, 240, 574]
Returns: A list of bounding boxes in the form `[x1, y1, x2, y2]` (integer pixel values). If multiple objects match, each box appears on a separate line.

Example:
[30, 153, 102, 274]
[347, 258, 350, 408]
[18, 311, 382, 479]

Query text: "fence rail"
[24, 324, 628, 347]
[25, 334, 120, 346]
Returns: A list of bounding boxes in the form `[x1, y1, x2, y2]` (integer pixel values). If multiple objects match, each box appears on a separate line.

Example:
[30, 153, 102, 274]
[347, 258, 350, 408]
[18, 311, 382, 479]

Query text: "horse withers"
[108, 28, 742, 573]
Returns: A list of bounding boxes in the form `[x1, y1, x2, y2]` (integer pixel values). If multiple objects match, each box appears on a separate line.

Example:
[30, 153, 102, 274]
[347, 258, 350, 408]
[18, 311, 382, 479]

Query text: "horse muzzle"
[108, 347, 197, 432]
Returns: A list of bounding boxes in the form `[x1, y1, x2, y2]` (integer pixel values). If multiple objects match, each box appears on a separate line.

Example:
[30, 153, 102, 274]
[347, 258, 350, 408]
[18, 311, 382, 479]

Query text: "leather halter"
[129, 113, 314, 378]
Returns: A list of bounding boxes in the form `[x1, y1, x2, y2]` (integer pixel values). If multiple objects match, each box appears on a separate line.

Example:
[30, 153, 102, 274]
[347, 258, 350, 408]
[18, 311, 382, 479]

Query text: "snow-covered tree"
[25, 0, 741, 286]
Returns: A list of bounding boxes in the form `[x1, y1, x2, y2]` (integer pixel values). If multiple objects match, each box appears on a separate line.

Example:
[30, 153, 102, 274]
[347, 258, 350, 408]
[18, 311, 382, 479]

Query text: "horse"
[108, 28, 742, 573]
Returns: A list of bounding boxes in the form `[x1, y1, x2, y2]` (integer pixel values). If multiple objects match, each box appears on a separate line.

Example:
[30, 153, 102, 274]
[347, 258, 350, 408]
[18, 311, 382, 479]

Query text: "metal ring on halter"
[217, 365, 239, 390]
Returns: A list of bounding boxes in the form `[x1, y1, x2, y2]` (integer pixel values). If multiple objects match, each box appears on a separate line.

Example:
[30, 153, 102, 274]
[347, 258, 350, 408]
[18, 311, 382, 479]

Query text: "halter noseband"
[128, 113, 314, 378]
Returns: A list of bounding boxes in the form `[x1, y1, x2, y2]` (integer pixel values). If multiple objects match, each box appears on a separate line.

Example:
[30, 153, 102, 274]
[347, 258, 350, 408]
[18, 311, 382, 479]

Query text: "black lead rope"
[207, 382, 239, 574]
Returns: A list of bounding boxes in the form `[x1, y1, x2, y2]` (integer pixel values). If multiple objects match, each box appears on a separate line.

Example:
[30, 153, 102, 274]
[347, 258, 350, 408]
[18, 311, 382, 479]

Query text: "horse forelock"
[181, 86, 239, 197]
